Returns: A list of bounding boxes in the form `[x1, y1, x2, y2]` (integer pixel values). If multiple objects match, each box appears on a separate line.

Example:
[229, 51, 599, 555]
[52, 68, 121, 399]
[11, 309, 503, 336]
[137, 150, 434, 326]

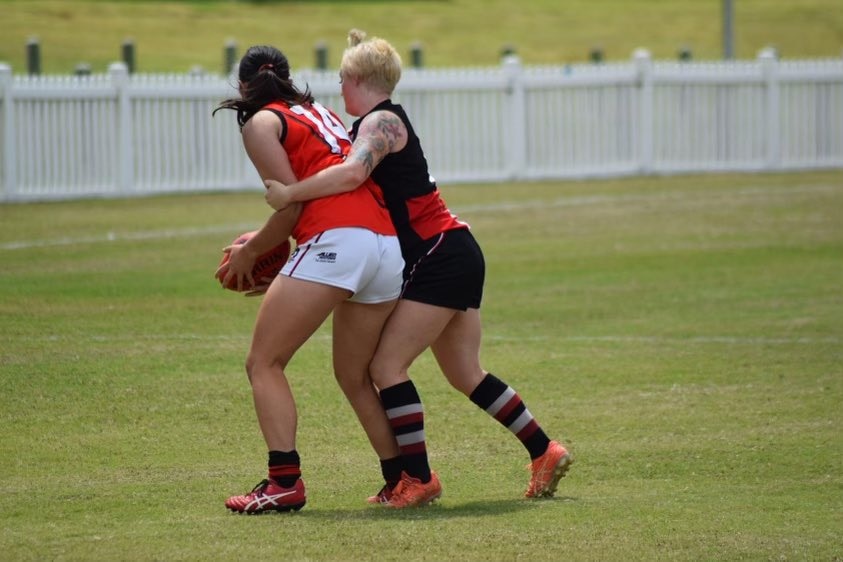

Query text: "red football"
[216, 231, 291, 292]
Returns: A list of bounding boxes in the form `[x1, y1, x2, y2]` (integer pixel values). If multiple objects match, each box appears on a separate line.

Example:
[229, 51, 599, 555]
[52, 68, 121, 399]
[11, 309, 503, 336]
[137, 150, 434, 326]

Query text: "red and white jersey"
[262, 101, 394, 244]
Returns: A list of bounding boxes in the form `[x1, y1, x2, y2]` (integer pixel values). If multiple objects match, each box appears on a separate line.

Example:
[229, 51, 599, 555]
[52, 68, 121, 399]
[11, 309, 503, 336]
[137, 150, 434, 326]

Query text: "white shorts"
[281, 227, 404, 304]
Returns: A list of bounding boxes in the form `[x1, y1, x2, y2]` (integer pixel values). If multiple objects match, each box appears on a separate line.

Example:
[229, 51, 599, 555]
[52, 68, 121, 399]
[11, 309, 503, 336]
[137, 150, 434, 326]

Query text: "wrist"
[239, 241, 259, 261]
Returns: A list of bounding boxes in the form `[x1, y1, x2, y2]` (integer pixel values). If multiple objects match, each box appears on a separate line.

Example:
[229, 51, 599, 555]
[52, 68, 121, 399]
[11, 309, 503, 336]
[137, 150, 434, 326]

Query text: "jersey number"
[290, 103, 350, 155]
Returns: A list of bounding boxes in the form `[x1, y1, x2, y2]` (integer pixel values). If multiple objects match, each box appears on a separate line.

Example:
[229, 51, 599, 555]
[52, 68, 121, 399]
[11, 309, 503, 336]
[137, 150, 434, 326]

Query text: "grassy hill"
[1, 0, 842, 74]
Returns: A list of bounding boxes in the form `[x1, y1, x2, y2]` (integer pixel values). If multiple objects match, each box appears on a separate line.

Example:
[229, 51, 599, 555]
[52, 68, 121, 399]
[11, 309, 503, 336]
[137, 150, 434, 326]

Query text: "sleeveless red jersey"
[262, 101, 394, 244]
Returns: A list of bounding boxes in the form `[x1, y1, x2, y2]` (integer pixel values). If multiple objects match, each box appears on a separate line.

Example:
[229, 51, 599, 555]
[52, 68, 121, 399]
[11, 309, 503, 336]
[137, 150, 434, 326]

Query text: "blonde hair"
[341, 29, 402, 95]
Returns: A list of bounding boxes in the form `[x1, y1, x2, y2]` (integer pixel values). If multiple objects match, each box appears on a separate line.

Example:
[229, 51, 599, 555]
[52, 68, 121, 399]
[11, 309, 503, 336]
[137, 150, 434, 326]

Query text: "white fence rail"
[1, 50, 842, 202]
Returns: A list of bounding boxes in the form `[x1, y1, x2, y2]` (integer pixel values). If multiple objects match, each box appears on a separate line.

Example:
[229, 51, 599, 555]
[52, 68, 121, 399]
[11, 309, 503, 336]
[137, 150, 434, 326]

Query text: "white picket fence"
[1, 49, 842, 202]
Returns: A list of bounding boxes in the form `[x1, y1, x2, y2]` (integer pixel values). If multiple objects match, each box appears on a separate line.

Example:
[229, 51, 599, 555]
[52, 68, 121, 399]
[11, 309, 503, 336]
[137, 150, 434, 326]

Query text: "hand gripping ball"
[216, 231, 291, 292]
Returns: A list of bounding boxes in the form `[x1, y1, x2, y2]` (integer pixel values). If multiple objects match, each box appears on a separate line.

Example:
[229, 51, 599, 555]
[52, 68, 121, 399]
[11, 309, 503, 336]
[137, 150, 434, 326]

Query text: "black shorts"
[400, 228, 485, 311]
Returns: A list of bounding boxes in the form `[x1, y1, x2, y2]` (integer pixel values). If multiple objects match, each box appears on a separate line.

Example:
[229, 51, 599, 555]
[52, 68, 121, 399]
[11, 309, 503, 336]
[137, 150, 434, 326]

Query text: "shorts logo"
[315, 252, 337, 263]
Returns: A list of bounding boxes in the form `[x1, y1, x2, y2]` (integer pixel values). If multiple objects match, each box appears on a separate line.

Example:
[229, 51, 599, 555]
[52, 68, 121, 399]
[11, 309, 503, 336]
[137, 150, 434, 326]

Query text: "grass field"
[1, 0, 842, 74]
[1, 170, 842, 560]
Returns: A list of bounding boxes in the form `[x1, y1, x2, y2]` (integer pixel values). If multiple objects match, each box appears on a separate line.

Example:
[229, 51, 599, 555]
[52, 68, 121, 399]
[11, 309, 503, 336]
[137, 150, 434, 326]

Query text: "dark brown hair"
[213, 45, 314, 127]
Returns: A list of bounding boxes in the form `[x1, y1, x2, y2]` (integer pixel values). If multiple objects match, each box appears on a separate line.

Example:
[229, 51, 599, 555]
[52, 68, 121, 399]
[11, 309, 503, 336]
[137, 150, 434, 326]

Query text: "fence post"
[634, 48, 654, 174]
[759, 47, 780, 170]
[409, 42, 424, 68]
[503, 54, 527, 180]
[26, 37, 41, 75]
[122, 39, 136, 74]
[500, 44, 517, 59]
[224, 39, 237, 75]
[0, 64, 15, 200]
[110, 62, 134, 193]
[722, 0, 735, 59]
[314, 41, 328, 70]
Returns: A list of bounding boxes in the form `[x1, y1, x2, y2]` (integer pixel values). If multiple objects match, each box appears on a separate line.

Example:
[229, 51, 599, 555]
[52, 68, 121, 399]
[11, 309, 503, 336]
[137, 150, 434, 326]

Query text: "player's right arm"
[264, 110, 407, 211]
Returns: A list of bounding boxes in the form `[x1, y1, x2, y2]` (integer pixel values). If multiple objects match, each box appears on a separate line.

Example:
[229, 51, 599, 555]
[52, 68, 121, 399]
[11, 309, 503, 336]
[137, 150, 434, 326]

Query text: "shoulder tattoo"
[375, 113, 403, 151]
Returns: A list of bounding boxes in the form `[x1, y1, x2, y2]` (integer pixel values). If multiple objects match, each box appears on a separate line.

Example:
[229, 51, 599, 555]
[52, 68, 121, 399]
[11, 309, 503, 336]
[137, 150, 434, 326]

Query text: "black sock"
[268, 449, 301, 488]
[380, 456, 404, 489]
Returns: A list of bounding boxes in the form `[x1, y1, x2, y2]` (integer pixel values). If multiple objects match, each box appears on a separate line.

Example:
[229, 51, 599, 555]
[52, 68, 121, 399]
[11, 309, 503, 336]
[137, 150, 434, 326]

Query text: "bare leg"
[246, 275, 351, 451]
[429, 308, 486, 396]
[369, 299, 456, 389]
[368, 299, 455, 490]
[431, 307, 568, 497]
[332, 299, 400, 460]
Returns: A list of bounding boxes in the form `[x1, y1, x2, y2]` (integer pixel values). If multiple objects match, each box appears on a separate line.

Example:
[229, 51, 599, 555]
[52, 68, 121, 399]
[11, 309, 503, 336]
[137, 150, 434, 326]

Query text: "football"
[216, 231, 291, 292]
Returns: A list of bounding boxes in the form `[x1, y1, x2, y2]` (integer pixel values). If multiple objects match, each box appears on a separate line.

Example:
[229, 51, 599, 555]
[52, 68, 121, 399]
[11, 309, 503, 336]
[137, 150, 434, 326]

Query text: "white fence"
[1, 49, 842, 202]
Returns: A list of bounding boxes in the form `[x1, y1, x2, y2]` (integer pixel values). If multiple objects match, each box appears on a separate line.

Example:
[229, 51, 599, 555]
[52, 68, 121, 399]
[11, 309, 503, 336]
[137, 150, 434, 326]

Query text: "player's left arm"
[220, 110, 301, 290]
[265, 110, 407, 210]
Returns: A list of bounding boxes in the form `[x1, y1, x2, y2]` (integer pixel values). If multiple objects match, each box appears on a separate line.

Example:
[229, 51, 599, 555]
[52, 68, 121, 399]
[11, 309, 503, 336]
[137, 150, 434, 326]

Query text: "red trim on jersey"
[406, 190, 468, 241]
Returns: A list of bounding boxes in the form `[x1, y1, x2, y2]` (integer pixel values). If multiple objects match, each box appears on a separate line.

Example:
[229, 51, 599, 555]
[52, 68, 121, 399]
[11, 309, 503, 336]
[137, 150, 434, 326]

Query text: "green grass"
[1, 170, 842, 560]
[1, 0, 842, 74]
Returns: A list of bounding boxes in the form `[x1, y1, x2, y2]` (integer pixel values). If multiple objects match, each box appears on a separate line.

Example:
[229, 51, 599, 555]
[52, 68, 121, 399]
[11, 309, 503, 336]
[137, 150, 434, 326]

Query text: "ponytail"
[213, 45, 313, 127]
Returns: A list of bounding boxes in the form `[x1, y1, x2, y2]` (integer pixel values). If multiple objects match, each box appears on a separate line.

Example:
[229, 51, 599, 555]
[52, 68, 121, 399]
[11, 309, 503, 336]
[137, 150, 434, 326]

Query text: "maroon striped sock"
[380, 381, 432, 483]
[470, 373, 551, 460]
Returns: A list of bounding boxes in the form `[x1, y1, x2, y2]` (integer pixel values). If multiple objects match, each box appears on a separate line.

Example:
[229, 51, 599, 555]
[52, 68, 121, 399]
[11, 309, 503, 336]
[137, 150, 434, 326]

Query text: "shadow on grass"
[268, 495, 579, 521]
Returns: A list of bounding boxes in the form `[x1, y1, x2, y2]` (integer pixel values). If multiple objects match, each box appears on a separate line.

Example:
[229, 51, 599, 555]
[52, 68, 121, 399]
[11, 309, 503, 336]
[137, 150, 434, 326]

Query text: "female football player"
[213, 44, 420, 513]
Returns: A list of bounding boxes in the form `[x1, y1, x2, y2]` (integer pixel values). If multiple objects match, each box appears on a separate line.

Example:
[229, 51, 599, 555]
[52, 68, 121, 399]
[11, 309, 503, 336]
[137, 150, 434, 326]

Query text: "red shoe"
[366, 483, 394, 505]
[525, 441, 573, 498]
[225, 478, 306, 514]
[387, 471, 442, 508]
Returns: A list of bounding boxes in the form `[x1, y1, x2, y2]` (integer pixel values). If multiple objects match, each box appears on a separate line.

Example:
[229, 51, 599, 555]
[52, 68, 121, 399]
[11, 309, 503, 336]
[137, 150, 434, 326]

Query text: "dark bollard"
[590, 47, 604, 64]
[26, 37, 41, 75]
[315, 41, 328, 70]
[500, 44, 517, 59]
[122, 39, 136, 74]
[224, 39, 237, 75]
[410, 42, 424, 68]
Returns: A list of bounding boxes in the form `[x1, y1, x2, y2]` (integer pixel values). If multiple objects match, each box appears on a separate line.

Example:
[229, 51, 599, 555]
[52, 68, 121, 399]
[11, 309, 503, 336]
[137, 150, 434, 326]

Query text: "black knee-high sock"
[469, 373, 551, 460]
[268, 449, 301, 488]
[380, 380, 432, 483]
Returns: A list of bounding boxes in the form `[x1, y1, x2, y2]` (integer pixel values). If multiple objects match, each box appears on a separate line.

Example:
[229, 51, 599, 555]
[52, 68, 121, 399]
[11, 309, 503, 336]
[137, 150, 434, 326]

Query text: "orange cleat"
[525, 440, 573, 498]
[387, 471, 442, 508]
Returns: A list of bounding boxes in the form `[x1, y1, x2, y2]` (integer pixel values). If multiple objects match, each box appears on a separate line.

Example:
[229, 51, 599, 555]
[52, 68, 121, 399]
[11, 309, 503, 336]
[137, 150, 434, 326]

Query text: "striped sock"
[380, 381, 432, 483]
[268, 449, 301, 488]
[469, 373, 551, 460]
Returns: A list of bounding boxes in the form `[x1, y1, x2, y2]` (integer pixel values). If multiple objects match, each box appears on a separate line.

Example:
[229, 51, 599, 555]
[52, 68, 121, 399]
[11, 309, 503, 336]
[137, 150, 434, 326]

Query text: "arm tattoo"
[349, 111, 404, 175]
[375, 114, 403, 151]
[350, 139, 377, 176]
